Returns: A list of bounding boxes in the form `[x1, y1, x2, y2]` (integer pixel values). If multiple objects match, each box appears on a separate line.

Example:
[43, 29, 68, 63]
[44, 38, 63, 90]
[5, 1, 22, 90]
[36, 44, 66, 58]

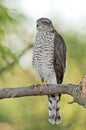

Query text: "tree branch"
[0, 80, 86, 108]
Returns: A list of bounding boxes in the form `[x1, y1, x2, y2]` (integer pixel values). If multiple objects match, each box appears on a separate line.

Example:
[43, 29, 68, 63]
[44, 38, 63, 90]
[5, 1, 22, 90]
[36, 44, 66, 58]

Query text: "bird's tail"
[48, 94, 61, 125]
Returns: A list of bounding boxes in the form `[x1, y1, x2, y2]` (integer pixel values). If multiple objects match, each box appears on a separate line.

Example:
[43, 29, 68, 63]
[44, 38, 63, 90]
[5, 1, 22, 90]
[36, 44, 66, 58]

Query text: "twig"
[0, 44, 33, 73]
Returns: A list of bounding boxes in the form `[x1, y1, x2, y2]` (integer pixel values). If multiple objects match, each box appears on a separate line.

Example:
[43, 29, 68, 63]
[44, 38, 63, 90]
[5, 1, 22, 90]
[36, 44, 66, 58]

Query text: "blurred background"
[0, 0, 86, 130]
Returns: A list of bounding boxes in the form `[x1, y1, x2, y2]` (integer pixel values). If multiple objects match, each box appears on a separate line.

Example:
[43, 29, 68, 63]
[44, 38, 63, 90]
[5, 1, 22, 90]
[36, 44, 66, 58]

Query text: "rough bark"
[0, 81, 86, 108]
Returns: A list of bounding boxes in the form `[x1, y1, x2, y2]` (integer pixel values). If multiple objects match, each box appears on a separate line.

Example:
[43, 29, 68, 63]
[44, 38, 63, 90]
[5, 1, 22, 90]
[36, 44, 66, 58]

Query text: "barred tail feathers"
[48, 95, 61, 125]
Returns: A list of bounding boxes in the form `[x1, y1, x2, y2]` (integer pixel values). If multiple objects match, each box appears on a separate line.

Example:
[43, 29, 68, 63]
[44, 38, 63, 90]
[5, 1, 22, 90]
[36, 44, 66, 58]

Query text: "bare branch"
[0, 83, 86, 108]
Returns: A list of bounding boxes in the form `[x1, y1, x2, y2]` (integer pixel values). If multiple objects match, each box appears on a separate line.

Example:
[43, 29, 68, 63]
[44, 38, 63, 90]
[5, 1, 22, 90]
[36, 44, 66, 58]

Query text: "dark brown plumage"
[53, 30, 66, 84]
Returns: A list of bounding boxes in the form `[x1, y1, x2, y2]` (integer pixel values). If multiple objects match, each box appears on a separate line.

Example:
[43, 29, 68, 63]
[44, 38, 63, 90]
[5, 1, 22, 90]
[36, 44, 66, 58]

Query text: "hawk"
[32, 18, 66, 125]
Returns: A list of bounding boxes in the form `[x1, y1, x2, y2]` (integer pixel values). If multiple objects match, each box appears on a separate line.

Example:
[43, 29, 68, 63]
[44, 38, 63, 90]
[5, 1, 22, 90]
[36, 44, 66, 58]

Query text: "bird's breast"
[33, 32, 55, 79]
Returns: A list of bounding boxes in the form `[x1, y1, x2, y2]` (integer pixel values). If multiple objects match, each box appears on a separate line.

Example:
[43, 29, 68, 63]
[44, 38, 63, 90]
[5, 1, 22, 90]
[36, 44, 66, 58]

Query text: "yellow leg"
[40, 80, 47, 92]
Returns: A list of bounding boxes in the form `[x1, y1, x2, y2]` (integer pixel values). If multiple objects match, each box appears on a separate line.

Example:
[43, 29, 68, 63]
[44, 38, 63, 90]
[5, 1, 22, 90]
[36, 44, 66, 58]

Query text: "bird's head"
[36, 18, 54, 31]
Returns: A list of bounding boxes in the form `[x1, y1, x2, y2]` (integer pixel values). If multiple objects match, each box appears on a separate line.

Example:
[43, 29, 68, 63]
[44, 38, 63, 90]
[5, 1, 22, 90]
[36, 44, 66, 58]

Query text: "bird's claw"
[40, 80, 47, 92]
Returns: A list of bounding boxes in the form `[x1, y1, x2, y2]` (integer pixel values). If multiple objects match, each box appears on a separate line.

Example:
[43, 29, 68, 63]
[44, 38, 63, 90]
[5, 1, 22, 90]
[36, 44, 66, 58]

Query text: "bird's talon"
[40, 86, 43, 92]
[39, 80, 47, 92]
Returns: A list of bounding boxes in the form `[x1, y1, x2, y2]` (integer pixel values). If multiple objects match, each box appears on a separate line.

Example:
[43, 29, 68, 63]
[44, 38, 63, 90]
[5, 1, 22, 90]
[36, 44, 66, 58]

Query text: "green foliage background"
[0, 1, 86, 130]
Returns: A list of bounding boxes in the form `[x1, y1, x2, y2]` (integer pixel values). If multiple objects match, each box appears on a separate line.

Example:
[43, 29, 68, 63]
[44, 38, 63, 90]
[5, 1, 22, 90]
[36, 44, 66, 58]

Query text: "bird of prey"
[32, 18, 66, 125]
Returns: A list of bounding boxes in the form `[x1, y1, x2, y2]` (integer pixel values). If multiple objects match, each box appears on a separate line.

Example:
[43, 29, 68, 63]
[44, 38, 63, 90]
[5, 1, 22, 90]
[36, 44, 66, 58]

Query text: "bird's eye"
[42, 21, 48, 25]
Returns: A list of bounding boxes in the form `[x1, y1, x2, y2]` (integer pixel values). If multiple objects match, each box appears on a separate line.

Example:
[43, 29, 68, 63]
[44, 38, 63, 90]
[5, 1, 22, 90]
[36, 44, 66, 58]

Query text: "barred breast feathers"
[32, 31, 55, 79]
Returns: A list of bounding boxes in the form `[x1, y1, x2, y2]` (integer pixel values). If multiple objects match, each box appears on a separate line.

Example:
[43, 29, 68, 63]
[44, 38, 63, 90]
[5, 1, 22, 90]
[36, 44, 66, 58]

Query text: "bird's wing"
[53, 31, 66, 84]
